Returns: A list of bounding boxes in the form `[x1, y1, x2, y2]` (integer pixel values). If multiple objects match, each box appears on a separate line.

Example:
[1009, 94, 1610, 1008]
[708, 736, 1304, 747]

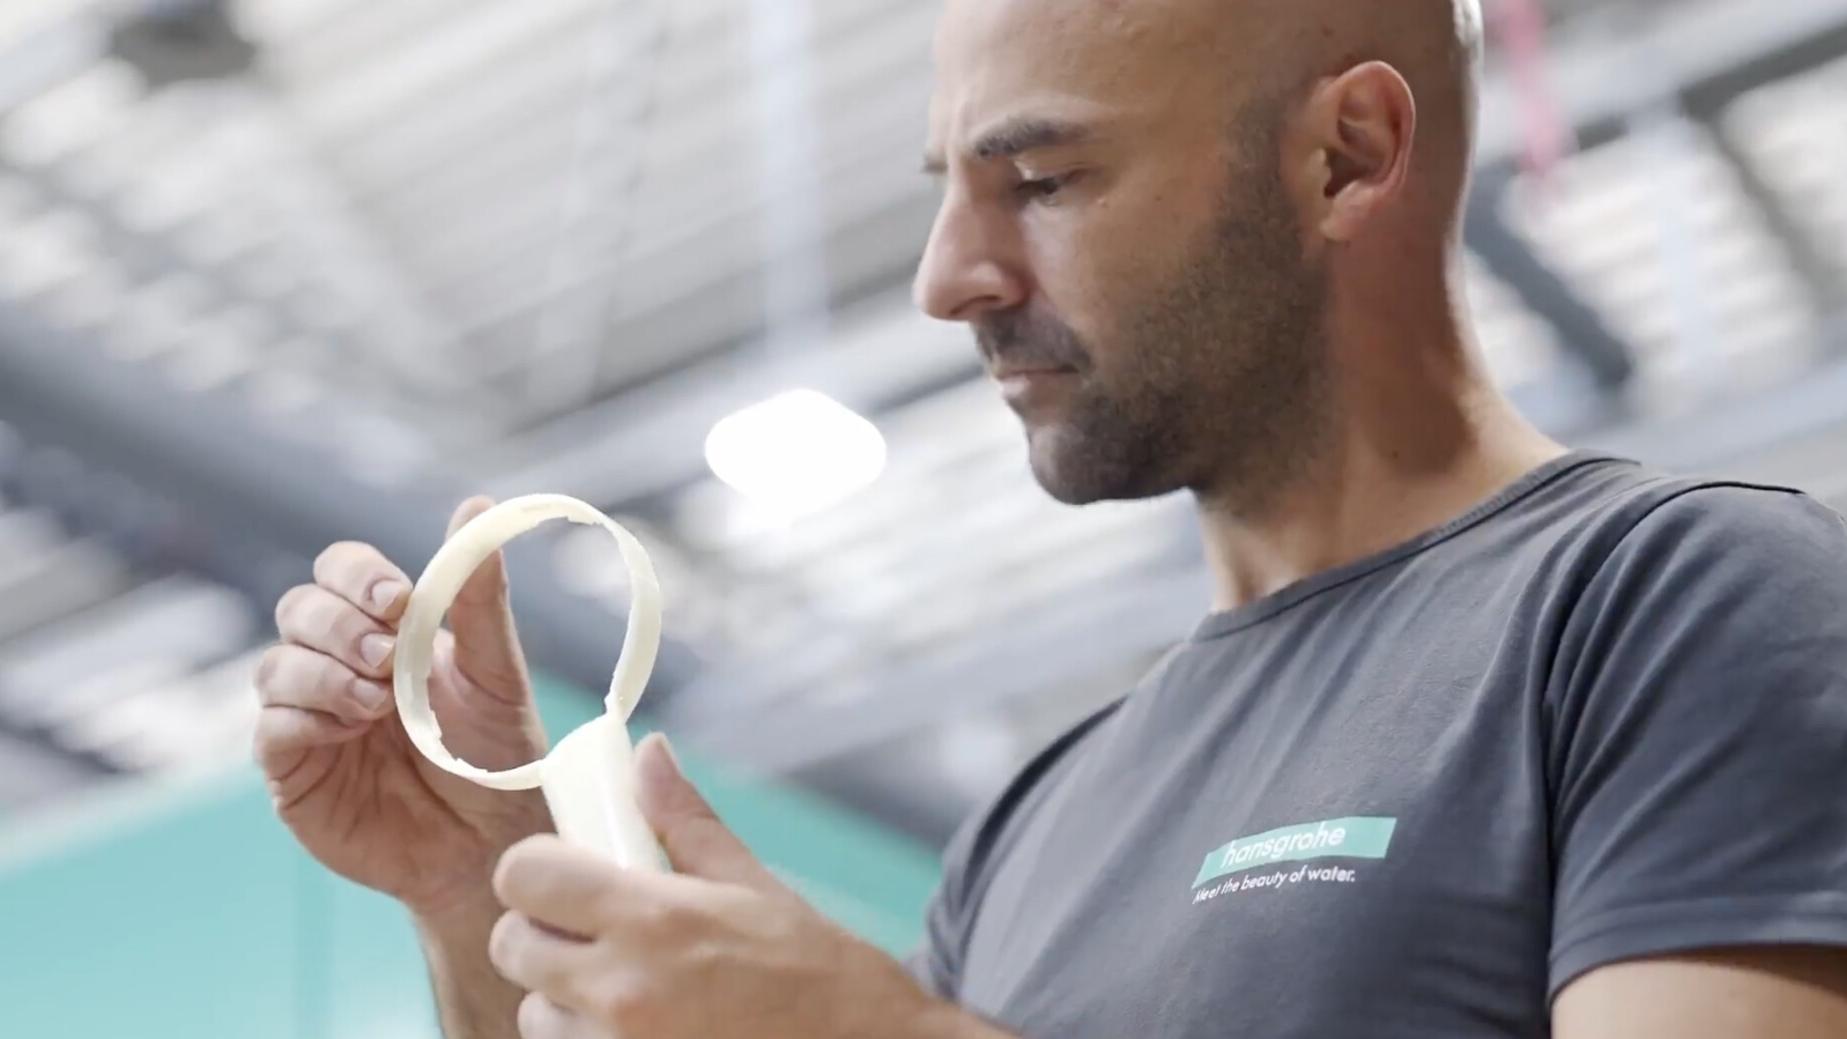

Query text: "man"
[255, 0, 1847, 1035]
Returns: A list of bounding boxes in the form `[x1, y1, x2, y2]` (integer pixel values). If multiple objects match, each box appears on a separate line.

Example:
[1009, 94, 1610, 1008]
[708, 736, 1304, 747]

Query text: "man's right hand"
[254, 497, 552, 921]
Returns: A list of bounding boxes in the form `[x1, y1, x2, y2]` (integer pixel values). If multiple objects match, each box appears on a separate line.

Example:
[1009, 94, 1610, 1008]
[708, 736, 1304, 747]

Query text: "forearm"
[416, 899, 525, 1039]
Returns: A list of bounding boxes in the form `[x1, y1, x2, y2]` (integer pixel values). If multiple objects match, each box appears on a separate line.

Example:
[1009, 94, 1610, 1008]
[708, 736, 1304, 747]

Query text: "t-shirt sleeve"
[906, 816, 981, 999]
[1546, 485, 1847, 1000]
[901, 697, 1127, 1001]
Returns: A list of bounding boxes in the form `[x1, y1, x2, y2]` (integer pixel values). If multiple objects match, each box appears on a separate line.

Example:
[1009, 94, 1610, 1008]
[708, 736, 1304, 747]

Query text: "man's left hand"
[489, 734, 999, 1039]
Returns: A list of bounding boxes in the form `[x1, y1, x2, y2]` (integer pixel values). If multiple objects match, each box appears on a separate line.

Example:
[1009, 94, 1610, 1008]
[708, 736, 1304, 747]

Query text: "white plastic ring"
[391, 494, 666, 867]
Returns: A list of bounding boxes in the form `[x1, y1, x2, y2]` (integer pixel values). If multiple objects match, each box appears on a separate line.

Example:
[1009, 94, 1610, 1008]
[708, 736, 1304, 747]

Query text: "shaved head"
[917, 0, 1488, 509]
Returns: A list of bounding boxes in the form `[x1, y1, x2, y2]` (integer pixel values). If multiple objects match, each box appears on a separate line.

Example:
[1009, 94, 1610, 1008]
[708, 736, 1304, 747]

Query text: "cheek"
[1024, 185, 1199, 311]
[1023, 219, 1141, 346]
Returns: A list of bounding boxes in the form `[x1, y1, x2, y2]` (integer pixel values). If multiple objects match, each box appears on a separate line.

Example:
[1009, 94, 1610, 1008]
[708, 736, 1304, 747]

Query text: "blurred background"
[0, 0, 1842, 1034]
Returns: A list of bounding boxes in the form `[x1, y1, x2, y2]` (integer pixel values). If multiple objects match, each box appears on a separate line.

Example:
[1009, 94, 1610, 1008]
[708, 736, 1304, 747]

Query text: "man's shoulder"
[1516, 455, 1846, 585]
[1538, 462, 1847, 676]
[1563, 462, 1846, 578]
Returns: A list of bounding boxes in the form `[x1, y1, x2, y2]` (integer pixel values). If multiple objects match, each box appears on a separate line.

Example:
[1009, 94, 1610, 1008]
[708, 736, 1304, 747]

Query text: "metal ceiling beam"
[0, 150, 422, 401]
[0, 9, 481, 425]
[460, 190, 942, 441]
[1464, 167, 1636, 388]
[0, 16, 98, 113]
[1581, 318, 1847, 469]
[428, 101, 926, 341]
[0, 719, 118, 814]
[315, 17, 938, 334]
[1475, 0, 1847, 163]
[0, 304, 702, 703]
[276, 0, 908, 146]
[1695, 118, 1846, 319]
[482, 269, 968, 506]
[681, 560, 1209, 775]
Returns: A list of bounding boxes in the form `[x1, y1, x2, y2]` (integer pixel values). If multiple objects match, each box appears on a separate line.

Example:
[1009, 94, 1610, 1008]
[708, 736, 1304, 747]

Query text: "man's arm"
[417, 898, 527, 1039]
[1544, 487, 1847, 1030]
[1555, 947, 1847, 1039]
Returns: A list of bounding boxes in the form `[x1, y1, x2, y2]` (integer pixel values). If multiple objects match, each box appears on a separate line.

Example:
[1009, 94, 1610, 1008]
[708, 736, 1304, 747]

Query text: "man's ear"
[1294, 60, 1418, 244]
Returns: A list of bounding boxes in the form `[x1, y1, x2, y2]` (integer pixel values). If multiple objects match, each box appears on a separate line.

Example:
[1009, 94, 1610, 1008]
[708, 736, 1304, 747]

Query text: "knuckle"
[487, 913, 521, 973]
[636, 897, 695, 936]
[273, 585, 312, 633]
[303, 590, 345, 630]
[317, 595, 371, 648]
[251, 710, 297, 766]
[594, 975, 654, 1031]
[516, 992, 552, 1038]
[311, 542, 351, 578]
[491, 848, 527, 905]
[254, 645, 286, 692]
[491, 835, 552, 904]
[315, 541, 377, 588]
[347, 674, 383, 709]
[263, 646, 322, 699]
[249, 711, 276, 755]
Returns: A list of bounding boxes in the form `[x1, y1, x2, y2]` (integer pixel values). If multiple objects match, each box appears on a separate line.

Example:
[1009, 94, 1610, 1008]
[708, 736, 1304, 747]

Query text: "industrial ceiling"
[0, 0, 1844, 842]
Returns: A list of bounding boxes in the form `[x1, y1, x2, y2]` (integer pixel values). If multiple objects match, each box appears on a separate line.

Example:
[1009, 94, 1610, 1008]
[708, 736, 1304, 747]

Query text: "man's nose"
[913, 193, 1028, 323]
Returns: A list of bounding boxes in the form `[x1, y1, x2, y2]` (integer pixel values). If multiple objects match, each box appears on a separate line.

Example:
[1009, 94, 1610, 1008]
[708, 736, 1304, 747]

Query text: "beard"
[978, 155, 1330, 511]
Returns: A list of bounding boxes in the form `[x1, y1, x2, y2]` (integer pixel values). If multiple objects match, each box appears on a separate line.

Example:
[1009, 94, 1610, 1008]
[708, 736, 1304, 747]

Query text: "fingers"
[311, 542, 411, 624]
[252, 705, 366, 774]
[256, 541, 405, 781]
[495, 835, 726, 935]
[274, 584, 398, 681]
[490, 910, 596, 1000]
[447, 497, 509, 619]
[495, 835, 630, 932]
[517, 992, 600, 1039]
[256, 644, 392, 724]
[634, 735, 779, 891]
[442, 497, 533, 697]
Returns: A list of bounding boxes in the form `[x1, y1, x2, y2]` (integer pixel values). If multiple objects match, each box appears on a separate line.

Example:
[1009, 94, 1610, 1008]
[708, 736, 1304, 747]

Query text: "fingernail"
[651, 733, 683, 776]
[370, 580, 406, 612]
[360, 634, 395, 669]
[352, 679, 389, 712]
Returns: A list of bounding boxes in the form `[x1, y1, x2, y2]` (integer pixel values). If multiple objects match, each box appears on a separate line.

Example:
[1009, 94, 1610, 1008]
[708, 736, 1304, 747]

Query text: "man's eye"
[1015, 175, 1068, 204]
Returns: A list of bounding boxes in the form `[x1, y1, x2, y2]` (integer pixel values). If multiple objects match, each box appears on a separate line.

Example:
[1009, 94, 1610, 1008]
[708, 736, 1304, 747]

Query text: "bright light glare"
[704, 389, 886, 520]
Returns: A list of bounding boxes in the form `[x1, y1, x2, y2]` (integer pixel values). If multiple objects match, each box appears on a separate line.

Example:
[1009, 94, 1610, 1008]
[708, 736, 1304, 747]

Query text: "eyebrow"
[921, 116, 1093, 176]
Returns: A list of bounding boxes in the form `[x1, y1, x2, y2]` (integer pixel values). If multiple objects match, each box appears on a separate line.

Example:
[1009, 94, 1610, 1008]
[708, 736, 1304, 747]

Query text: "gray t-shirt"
[912, 452, 1847, 1037]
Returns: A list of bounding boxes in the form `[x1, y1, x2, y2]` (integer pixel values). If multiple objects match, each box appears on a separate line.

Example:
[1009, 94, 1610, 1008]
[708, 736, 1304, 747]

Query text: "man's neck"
[1194, 388, 1563, 613]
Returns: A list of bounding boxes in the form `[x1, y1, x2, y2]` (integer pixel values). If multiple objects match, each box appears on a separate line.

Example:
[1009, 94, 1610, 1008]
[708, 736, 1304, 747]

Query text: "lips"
[989, 363, 1076, 381]
[994, 367, 1077, 411]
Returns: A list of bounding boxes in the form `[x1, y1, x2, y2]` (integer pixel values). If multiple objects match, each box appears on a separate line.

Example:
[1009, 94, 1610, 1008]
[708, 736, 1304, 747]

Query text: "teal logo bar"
[1193, 817, 1397, 889]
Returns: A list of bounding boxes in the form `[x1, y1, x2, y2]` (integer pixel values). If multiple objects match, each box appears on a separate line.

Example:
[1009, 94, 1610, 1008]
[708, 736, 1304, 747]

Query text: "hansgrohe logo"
[1193, 817, 1397, 889]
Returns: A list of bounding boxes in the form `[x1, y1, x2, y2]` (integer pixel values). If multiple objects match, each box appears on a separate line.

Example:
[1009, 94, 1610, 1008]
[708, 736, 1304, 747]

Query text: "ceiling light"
[704, 389, 885, 520]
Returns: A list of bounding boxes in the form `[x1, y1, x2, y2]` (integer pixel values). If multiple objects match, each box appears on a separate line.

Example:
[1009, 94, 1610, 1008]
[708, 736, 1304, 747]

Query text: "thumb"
[441, 496, 529, 693]
[635, 734, 779, 891]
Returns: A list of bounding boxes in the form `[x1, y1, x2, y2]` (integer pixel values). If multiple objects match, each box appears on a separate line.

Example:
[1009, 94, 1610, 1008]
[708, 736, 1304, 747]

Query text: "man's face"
[916, 0, 1329, 507]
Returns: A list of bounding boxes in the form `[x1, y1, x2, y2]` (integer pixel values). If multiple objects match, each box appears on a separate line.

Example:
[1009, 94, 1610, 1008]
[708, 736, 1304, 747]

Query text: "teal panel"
[0, 775, 302, 1038]
[0, 679, 941, 1038]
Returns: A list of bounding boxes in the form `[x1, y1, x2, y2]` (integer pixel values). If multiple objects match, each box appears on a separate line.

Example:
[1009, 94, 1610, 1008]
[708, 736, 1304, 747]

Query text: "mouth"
[989, 359, 1078, 381]
[991, 366, 1078, 409]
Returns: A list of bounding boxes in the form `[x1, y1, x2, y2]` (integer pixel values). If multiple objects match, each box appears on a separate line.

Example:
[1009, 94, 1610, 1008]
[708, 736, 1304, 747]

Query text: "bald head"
[928, 0, 1482, 220]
